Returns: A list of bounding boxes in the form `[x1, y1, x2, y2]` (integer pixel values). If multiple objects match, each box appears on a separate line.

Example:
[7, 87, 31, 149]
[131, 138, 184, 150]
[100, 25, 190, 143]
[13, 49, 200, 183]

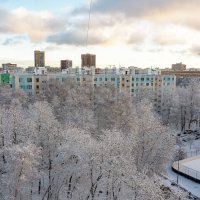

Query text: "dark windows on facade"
[27, 78, 32, 82]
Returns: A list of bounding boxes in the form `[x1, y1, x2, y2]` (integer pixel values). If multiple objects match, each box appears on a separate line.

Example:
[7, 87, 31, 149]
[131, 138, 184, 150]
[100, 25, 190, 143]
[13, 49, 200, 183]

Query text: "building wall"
[61, 60, 72, 70]
[81, 54, 96, 68]
[12, 71, 176, 115]
[172, 62, 186, 71]
[34, 51, 45, 67]
[12, 74, 47, 95]
[0, 73, 11, 85]
[161, 70, 200, 78]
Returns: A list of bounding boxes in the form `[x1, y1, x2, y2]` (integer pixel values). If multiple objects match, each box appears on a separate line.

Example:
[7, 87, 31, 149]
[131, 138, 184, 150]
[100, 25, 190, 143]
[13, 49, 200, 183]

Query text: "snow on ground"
[167, 166, 200, 198]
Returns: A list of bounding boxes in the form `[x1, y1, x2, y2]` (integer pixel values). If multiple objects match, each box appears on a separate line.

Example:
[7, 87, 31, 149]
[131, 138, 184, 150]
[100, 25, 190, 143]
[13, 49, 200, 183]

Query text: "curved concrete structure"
[172, 155, 200, 183]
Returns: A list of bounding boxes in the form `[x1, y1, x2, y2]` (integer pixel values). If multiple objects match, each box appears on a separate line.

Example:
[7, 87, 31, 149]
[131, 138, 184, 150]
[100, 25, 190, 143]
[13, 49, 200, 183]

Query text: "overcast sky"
[0, 0, 200, 68]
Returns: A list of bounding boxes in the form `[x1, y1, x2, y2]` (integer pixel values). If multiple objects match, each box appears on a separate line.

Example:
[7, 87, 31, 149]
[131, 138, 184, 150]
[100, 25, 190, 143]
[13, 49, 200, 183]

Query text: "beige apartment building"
[34, 50, 45, 67]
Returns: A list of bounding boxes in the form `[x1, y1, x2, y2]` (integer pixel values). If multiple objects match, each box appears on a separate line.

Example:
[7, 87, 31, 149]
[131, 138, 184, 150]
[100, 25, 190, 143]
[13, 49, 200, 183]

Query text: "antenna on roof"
[86, 0, 93, 48]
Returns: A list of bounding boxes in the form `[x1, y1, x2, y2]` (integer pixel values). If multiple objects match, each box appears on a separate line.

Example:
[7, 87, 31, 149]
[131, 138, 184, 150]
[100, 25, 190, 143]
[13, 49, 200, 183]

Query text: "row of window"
[18, 76, 174, 84]
[94, 77, 120, 82]
[20, 85, 40, 89]
[19, 78, 40, 83]
[20, 85, 32, 89]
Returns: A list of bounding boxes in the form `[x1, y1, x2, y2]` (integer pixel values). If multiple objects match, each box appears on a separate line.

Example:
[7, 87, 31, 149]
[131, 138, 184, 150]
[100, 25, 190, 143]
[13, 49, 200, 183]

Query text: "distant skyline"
[0, 0, 200, 68]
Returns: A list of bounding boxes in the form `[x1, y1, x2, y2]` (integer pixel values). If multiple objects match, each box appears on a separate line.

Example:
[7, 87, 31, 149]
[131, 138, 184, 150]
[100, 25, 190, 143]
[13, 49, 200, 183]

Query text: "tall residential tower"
[81, 53, 96, 68]
[61, 60, 72, 70]
[34, 50, 45, 67]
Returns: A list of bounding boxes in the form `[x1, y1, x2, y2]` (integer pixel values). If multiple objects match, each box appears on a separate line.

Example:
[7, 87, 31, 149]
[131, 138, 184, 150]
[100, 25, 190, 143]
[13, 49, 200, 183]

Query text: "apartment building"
[61, 60, 72, 70]
[12, 74, 47, 95]
[0, 73, 11, 85]
[34, 50, 45, 67]
[81, 54, 96, 68]
[12, 67, 176, 113]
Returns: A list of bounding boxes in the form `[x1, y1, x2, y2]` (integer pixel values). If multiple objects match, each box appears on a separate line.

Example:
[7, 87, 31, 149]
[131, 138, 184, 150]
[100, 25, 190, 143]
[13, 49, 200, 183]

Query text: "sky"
[0, 0, 200, 68]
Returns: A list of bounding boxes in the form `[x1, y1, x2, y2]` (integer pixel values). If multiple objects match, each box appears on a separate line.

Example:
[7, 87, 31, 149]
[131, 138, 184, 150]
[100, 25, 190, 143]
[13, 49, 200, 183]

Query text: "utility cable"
[86, 0, 93, 48]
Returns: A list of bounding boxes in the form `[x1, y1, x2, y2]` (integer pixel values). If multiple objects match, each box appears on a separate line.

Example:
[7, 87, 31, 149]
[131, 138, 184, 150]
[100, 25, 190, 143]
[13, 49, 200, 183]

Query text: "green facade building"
[0, 73, 11, 85]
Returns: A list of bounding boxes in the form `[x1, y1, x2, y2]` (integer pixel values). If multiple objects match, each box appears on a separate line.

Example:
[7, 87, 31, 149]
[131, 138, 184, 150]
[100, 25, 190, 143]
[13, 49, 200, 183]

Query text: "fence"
[178, 163, 200, 181]
[186, 150, 200, 158]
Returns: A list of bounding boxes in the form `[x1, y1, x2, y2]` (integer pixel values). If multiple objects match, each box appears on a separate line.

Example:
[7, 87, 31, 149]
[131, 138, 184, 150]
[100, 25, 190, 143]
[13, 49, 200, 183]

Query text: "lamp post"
[177, 154, 180, 185]
[176, 138, 182, 185]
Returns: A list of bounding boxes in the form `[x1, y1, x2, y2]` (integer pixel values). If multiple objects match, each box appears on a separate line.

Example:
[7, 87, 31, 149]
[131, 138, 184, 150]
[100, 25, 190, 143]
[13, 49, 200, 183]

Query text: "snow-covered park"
[167, 166, 200, 198]
[171, 155, 200, 198]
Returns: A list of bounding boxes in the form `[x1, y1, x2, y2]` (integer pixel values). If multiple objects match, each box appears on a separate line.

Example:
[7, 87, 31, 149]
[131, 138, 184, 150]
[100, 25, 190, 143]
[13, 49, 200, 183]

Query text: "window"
[131, 89, 134, 92]
[168, 78, 170, 81]
[132, 78, 134, 81]
[27, 78, 32, 82]
[126, 80, 129, 82]
[94, 78, 97, 81]
[141, 78, 144, 81]
[36, 78, 39, 82]
[146, 83, 149, 86]
[146, 78, 149, 81]
[105, 78, 108, 81]
[111, 78, 115, 81]
[136, 78, 139, 81]
[27, 85, 32, 89]
[83, 78, 86, 81]
[36, 85, 39, 89]
[19, 78, 23, 82]
[77, 78, 80, 81]
[99, 78, 102, 81]
[122, 78, 125, 81]
[136, 83, 138, 86]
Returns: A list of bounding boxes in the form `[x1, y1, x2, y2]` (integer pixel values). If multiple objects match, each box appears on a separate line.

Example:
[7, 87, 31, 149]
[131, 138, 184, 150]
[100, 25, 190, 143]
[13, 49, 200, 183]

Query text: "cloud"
[84, 0, 187, 17]
[77, 0, 200, 32]
[2, 35, 27, 45]
[47, 29, 108, 46]
[153, 32, 185, 46]
[45, 45, 61, 51]
[190, 46, 200, 56]
[0, 7, 66, 42]
[126, 33, 146, 45]
[149, 4, 200, 31]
